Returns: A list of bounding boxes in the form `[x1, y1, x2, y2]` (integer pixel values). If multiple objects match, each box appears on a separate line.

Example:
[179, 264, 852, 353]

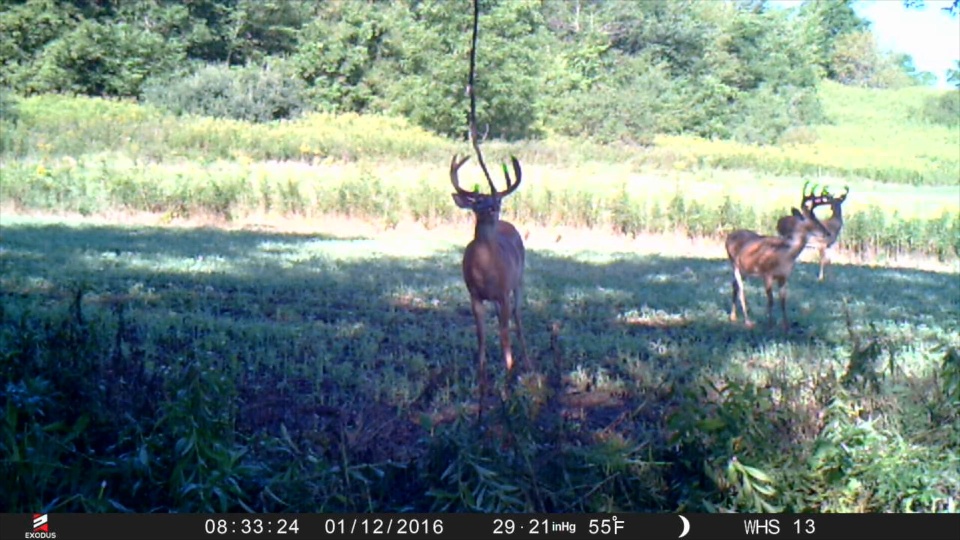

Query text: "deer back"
[726, 229, 762, 261]
[730, 207, 829, 277]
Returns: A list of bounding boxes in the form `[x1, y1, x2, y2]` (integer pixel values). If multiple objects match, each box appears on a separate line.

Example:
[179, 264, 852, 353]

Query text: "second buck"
[776, 184, 849, 281]
[451, 154, 529, 404]
[726, 184, 832, 331]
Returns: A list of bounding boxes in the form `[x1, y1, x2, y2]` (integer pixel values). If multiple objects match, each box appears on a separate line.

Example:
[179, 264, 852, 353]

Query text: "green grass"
[650, 80, 960, 185]
[2, 87, 958, 262]
[3, 94, 453, 163]
[2, 215, 957, 512]
[4, 156, 957, 260]
[4, 82, 959, 186]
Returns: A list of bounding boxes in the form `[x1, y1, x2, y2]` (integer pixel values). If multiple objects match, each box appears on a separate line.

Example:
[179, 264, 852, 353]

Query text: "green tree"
[539, 0, 823, 144]
[829, 30, 912, 89]
[904, 0, 960, 16]
[947, 60, 960, 89]
[799, 0, 871, 80]
[0, 0, 82, 89]
[130, 0, 313, 64]
[292, 0, 401, 113]
[0, 0, 314, 96]
[383, 0, 548, 140]
[895, 53, 937, 86]
[28, 19, 185, 96]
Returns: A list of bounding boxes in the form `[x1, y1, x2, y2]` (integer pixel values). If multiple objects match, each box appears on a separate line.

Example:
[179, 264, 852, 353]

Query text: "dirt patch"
[4, 207, 955, 273]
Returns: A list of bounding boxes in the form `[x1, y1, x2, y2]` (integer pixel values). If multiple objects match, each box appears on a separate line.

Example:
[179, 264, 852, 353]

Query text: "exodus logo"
[25, 514, 56, 539]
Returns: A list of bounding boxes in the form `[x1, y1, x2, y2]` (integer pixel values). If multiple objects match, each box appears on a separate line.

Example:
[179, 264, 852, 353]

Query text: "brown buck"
[776, 185, 849, 281]
[726, 185, 833, 331]
[451, 0, 530, 415]
[450, 154, 529, 407]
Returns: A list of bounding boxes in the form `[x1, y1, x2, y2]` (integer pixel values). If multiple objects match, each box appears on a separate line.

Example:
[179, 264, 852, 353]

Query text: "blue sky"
[775, 0, 960, 88]
[856, 0, 959, 88]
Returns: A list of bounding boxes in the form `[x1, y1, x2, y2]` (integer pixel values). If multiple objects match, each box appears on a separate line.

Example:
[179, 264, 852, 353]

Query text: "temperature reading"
[589, 516, 625, 535]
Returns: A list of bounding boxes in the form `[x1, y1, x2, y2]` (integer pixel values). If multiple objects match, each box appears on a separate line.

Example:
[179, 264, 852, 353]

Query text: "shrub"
[0, 89, 19, 123]
[730, 86, 822, 145]
[27, 20, 184, 97]
[142, 61, 307, 123]
[922, 91, 960, 127]
[0, 90, 19, 153]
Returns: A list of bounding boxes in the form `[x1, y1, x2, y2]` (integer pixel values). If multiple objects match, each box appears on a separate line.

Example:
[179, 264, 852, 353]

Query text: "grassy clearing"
[2, 83, 958, 512]
[653, 82, 960, 186]
[2, 88, 958, 262]
[4, 83, 959, 186]
[2, 215, 957, 512]
[4, 155, 957, 261]
[4, 94, 453, 163]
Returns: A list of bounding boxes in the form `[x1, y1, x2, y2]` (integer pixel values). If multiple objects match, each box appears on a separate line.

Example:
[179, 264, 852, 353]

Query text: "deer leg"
[818, 246, 827, 281]
[470, 296, 487, 416]
[496, 299, 516, 398]
[497, 299, 514, 372]
[764, 275, 775, 328]
[733, 268, 752, 328]
[730, 276, 739, 322]
[511, 286, 531, 371]
[778, 277, 789, 331]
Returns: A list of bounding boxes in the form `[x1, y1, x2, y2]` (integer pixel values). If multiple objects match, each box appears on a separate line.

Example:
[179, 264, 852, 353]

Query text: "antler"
[818, 184, 850, 203]
[450, 154, 472, 195]
[497, 156, 522, 198]
[801, 181, 832, 210]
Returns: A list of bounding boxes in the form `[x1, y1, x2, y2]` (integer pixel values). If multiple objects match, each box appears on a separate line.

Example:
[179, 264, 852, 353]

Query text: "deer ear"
[452, 193, 475, 209]
[791, 207, 806, 219]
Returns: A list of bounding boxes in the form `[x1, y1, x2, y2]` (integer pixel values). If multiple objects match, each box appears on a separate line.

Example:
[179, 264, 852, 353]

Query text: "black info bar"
[2, 513, 958, 540]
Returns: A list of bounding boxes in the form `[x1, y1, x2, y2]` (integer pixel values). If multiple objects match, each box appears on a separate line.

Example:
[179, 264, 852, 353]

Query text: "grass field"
[2, 81, 959, 513]
[3, 86, 958, 262]
[2, 213, 958, 512]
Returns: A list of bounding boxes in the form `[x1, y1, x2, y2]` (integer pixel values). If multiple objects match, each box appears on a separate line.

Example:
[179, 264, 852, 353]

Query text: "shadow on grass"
[2, 221, 956, 511]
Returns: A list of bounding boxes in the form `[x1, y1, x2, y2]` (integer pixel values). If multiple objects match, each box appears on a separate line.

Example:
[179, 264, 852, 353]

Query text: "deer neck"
[785, 227, 814, 259]
[830, 203, 843, 223]
[474, 217, 501, 244]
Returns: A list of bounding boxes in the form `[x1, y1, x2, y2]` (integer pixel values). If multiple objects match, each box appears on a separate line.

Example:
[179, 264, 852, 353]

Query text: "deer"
[726, 184, 833, 331]
[776, 185, 849, 281]
[451, 0, 530, 418]
[450, 154, 530, 413]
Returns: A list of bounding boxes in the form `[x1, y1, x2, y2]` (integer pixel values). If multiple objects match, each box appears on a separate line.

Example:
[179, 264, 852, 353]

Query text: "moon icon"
[678, 515, 691, 538]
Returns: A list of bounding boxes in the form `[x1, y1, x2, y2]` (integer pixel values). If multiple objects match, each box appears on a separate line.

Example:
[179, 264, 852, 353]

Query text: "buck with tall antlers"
[452, 0, 530, 415]
[726, 185, 832, 331]
[776, 185, 849, 281]
[451, 154, 529, 407]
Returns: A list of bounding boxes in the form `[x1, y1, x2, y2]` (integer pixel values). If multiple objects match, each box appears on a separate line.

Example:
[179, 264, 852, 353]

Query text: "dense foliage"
[1, 0, 942, 144]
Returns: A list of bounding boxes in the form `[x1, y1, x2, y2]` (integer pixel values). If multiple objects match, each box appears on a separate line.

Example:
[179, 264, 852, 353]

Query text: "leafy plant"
[142, 61, 307, 123]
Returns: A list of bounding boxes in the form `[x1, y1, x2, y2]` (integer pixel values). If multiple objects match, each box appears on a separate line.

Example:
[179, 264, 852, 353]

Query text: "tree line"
[2, 0, 956, 144]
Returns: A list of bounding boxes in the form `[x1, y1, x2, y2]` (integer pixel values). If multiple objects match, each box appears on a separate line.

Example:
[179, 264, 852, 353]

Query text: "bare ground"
[3, 206, 956, 274]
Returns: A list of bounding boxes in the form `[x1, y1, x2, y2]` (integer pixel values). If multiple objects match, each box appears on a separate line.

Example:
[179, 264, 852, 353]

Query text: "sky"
[774, 0, 960, 88]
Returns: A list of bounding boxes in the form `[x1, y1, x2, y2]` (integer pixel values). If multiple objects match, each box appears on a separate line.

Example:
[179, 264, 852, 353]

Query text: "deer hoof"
[744, 321, 755, 329]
